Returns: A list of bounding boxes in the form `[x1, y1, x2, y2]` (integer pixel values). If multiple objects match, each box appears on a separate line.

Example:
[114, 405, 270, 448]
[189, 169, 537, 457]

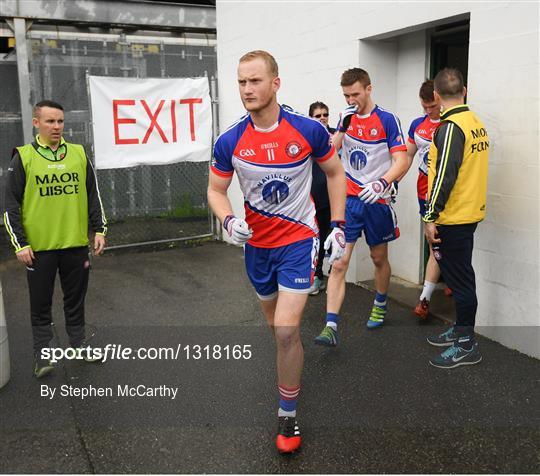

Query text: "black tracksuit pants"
[315, 206, 331, 279]
[27, 246, 90, 352]
[432, 223, 478, 337]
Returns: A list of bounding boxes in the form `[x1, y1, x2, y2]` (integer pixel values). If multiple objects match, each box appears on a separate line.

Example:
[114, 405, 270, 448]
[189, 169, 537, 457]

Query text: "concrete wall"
[215, 1, 539, 357]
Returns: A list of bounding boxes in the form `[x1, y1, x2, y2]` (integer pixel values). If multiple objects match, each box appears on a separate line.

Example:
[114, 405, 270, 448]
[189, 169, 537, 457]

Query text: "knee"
[274, 326, 300, 350]
[370, 252, 387, 268]
[331, 255, 350, 274]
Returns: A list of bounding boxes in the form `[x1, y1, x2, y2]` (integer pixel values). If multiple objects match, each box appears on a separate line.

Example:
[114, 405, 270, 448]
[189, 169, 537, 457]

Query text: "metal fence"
[1, 26, 217, 252]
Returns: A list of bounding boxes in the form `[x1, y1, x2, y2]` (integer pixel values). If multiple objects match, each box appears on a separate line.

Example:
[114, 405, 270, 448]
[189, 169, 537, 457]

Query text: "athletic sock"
[325, 312, 339, 331]
[374, 292, 387, 309]
[278, 384, 300, 418]
[420, 281, 437, 301]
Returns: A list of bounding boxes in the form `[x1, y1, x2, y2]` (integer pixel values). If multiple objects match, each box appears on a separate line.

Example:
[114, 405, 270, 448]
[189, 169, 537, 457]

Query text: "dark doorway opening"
[429, 19, 470, 81]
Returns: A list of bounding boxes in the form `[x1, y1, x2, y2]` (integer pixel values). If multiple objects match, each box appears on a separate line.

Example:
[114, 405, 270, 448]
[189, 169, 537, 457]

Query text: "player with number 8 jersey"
[315, 67, 410, 348]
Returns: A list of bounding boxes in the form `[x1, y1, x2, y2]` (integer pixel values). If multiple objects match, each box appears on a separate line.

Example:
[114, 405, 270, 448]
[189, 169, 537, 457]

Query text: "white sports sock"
[278, 408, 296, 418]
[420, 281, 437, 301]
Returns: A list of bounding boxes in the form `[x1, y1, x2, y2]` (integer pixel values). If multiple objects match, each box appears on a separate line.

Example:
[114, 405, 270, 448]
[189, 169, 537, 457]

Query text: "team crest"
[262, 180, 290, 205]
[349, 148, 368, 170]
[370, 128, 378, 137]
[285, 141, 302, 158]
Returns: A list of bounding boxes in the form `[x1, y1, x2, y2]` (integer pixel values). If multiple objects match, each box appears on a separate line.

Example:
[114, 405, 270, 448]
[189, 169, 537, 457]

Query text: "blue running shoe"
[367, 305, 386, 329]
[314, 326, 338, 347]
[427, 326, 460, 347]
[429, 338, 482, 369]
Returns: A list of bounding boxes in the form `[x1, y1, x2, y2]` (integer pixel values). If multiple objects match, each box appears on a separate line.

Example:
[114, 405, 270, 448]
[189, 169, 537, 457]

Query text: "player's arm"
[332, 131, 345, 151]
[423, 122, 465, 224]
[86, 158, 107, 255]
[359, 114, 409, 204]
[381, 150, 410, 184]
[207, 172, 234, 223]
[332, 105, 356, 152]
[208, 172, 252, 245]
[3, 152, 34, 265]
[396, 141, 418, 182]
[399, 120, 419, 181]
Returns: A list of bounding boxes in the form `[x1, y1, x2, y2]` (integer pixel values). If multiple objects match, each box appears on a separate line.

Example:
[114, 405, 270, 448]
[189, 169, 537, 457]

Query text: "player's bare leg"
[415, 245, 442, 319]
[272, 291, 307, 453]
[367, 243, 390, 328]
[315, 242, 355, 346]
[260, 297, 278, 328]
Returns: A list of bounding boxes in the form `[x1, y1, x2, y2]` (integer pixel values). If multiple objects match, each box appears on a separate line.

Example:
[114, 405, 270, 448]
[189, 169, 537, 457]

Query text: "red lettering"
[141, 99, 168, 144]
[170, 99, 177, 143]
[113, 99, 139, 145]
[180, 98, 203, 141]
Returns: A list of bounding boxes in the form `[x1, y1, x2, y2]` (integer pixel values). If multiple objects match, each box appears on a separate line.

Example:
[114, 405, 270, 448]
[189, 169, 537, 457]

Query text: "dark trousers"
[433, 223, 478, 337]
[27, 247, 90, 352]
[315, 206, 331, 279]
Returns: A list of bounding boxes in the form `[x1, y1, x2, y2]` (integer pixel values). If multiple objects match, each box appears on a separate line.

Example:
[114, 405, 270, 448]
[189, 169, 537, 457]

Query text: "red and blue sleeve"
[211, 136, 234, 178]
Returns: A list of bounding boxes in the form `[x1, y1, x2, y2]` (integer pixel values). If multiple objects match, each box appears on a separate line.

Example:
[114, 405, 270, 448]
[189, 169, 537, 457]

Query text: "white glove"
[223, 215, 252, 245]
[381, 181, 398, 203]
[358, 178, 389, 205]
[324, 222, 346, 265]
[337, 105, 357, 131]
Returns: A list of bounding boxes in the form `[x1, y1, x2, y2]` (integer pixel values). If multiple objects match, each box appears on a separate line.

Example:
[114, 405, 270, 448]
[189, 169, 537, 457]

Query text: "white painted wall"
[215, 1, 540, 357]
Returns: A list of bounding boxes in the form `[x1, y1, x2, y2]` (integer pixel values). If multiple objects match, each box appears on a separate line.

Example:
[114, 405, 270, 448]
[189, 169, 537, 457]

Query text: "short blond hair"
[239, 50, 279, 77]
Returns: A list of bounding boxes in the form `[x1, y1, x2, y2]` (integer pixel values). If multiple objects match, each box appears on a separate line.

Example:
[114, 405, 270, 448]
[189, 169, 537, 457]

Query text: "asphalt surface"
[0, 241, 538, 474]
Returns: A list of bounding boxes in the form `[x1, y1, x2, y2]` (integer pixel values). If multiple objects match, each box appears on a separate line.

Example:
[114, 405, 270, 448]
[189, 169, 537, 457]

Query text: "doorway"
[421, 19, 470, 281]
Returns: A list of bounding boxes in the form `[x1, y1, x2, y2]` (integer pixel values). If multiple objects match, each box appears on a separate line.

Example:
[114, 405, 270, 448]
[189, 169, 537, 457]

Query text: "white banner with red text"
[88, 76, 212, 169]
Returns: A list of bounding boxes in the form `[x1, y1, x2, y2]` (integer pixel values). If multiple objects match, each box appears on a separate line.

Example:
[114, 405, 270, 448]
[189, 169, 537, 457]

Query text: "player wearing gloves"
[207, 50, 346, 453]
[315, 68, 409, 346]
[222, 214, 252, 245]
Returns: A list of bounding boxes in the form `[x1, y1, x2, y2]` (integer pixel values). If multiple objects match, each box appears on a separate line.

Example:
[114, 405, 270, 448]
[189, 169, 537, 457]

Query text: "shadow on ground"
[0, 241, 538, 474]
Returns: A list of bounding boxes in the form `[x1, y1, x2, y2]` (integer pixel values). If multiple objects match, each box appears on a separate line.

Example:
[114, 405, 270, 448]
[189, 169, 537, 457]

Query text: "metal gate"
[0, 15, 217, 253]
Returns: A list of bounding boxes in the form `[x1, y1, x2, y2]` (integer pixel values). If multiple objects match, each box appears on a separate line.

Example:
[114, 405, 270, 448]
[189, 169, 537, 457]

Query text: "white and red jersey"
[211, 105, 334, 248]
[407, 114, 441, 176]
[339, 105, 406, 197]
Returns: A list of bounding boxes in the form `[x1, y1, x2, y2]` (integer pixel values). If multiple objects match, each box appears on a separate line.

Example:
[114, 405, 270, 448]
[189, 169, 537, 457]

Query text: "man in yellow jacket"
[423, 68, 489, 369]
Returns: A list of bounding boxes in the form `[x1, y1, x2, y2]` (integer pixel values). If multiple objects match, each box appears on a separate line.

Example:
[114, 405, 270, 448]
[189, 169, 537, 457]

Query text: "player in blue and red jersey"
[407, 79, 446, 320]
[315, 68, 410, 346]
[207, 50, 346, 453]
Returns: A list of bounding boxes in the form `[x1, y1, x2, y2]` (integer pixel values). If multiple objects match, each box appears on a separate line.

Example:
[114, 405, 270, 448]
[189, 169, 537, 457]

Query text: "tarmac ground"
[0, 241, 538, 474]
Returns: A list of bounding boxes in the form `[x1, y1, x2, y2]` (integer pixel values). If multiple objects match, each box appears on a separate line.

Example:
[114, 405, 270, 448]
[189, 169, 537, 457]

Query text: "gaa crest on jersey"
[285, 141, 302, 158]
[349, 147, 368, 170]
[370, 128, 378, 137]
[262, 180, 290, 205]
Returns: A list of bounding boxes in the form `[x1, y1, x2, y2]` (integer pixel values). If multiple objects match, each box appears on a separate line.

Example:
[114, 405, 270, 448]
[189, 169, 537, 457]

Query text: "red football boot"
[276, 416, 301, 453]
[414, 298, 430, 320]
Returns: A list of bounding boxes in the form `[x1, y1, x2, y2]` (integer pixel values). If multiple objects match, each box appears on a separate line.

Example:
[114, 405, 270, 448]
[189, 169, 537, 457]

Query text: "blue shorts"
[345, 196, 399, 247]
[244, 237, 319, 300]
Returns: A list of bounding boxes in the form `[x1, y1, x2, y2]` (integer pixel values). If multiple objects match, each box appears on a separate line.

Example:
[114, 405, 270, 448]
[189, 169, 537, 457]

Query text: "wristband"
[223, 214, 235, 229]
[330, 220, 345, 230]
